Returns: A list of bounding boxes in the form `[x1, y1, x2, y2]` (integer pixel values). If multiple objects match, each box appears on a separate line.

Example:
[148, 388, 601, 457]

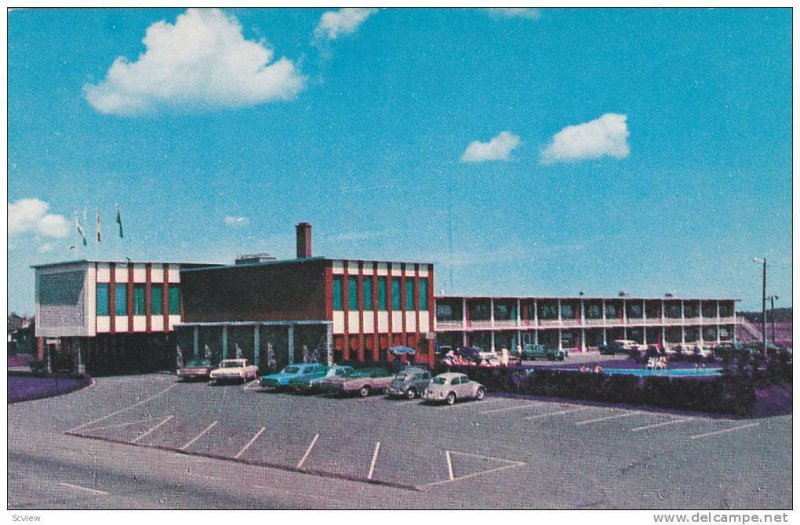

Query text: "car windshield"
[395, 373, 408, 380]
[221, 361, 243, 368]
[283, 366, 300, 374]
[186, 359, 211, 367]
[432, 377, 447, 385]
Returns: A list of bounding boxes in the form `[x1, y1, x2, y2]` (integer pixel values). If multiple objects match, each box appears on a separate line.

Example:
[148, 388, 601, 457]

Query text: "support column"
[490, 331, 495, 352]
[222, 325, 229, 359]
[74, 338, 85, 375]
[557, 328, 563, 352]
[602, 328, 607, 345]
[287, 325, 295, 364]
[580, 329, 586, 352]
[193, 326, 199, 358]
[253, 325, 260, 369]
[326, 324, 334, 366]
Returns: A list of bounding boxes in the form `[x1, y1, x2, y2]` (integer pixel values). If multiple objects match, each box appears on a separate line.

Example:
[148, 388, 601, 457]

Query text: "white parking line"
[631, 417, 694, 432]
[130, 415, 174, 443]
[79, 416, 170, 433]
[426, 451, 525, 487]
[57, 482, 109, 496]
[575, 411, 641, 426]
[690, 422, 760, 440]
[445, 451, 455, 481]
[234, 427, 266, 459]
[480, 403, 543, 415]
[67, 383, 178, 433]
[180, 421, 218, 450]
[296, 433, 320, 469]
[243, 380, 262, 391]
[447, 398, 504, 409]
[524, 406, 592, 420]
[367, 441, 381, 480]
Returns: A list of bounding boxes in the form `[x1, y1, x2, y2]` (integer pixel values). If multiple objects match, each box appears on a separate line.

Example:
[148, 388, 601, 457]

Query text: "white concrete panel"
[168, 268, 180, 282]
[404, 264, 415, 277]
[348, 312, 360, 333]
[362, 264, 374, 276]
[168, 315, 180, 330]
[114, 266, 128, 282]
[151, 316, 164, 332]
[377, 312, 389, 332]
[332, 260, 344, 275]
[419, 311, 430, 331]
[151, 267, 164, 283]
[96, 316, 110, 333]
[133, 264, 146, 282]
[376, 263, 388, 276]
[363, 315, 374, 333]
[418, 265, 429, 277]
[87, 268, 97, 336]
[333, 311, 345, 334]
[115, 317, 129, 332]
[347, 261, 359, 273]
[96, 263, 111, 282]
[392, 311, 403, 329]
[391, 266, 403, 276]
[133, 316, 147, 331]
[406, 315, 416, 332]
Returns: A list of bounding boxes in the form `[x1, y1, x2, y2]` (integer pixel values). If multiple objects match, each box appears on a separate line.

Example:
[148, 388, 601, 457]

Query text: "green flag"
[75, 215, 87, 246]
[116, 206, 124, 239]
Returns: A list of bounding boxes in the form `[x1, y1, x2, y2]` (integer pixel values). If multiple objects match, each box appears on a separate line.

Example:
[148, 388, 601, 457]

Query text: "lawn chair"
[655, 356, 667, 370]
[645, 358, 657, 370]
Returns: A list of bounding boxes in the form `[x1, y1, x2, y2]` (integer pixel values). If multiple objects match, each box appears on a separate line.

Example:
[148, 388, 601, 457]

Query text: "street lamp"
[769, 295, 779, 344]
[752, 257, 767, 354]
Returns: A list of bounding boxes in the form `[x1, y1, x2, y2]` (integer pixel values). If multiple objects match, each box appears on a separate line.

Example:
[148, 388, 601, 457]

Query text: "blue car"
[258, 363, 326, 389]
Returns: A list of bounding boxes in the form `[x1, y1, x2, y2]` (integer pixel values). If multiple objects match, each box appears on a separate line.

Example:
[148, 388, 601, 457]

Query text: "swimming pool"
[599, 367, 722, 377]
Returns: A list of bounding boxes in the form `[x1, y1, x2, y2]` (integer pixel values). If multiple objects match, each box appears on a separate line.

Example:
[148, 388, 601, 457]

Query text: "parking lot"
[10, 373, 792, 509]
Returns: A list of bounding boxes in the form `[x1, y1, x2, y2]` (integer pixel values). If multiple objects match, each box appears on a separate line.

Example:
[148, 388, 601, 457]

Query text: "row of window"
[96, 283, 180, 316]
[333, 276, 429, 312]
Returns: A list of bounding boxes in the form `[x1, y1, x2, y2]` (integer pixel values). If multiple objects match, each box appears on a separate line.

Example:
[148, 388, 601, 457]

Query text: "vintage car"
[386, 367, 432, 399]
[423, 372, 486, 405]
[520, 343, 566, 361]
[259, 363, 327, 390]
[209, 358, 259, 384]
[320, 367, 394, 397]
[177, 358, 216, 381]
[286, 365, 354, 393]
[599, 339, 641, 355]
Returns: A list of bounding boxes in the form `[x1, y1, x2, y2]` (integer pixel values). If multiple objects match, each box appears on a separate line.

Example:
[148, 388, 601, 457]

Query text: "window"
[133, 284, 146, 315]
[560, 303, 574, 320]
[586, 303, 602, 319]
[363, 278, 373, 310]
[377, 277, 387, 311]
[168, 285, 180, 315]
[494, 301, 516, 321]
[405, 279, 415, 310]
[96, 283, 109, 316]
[626, 302, 643, 318]
[605, 303, 618, 319]
[469, 301, 491, 321]
[419, 278, 428, 310]
[348, 277, 358, 310]
[333, 276, 343, 310]
[392, 278, 401, 310]
[151, 285, 163, 315]
[719, 303, 733, 317]
[115, 283, 127, 315]
[539, 302, 558, 320]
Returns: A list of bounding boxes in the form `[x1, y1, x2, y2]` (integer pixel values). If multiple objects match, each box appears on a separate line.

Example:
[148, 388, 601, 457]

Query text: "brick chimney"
[296, 222, 312, 258]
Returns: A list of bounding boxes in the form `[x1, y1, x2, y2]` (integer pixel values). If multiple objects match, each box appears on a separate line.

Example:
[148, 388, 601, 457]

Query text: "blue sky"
[7, 8, 792, 314]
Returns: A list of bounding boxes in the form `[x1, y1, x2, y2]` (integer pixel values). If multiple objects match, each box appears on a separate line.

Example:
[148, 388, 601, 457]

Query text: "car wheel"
[476, 387, 486, 400]
[446, 392, 456, 405]
[406, 388, 417, 400]
[359, 385, 371, 397]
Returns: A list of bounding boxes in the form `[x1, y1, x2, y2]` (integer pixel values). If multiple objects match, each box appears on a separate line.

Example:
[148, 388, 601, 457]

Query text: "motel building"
[33, 223, 738, 375]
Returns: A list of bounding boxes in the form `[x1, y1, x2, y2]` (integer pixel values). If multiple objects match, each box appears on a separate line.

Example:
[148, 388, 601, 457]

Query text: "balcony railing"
[434, 316, 739, 331]
[436, 320, 463, 330]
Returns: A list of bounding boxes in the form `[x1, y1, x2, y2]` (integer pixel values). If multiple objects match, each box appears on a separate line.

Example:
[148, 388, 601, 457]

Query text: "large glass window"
[585, 303, 602, 319]
[539, 302, 558, 320]
[333, 276, 343, 310]
[133, 284, 146, 315]
[719, 302, 733, 317]
[494, 301, 516, 321]
[560, 303, 575, 320]
[605, 303, 618, 319]
[702, 302, 717, 318]
[392, 278, 401, 310]
[168, 285, 180, 315]
[115, 283, 127, 316]
[377, 277, 387, 311]
[419, 278, 428, 310]
[626, 302, 643, 318]
[363, 278, 373, 310]
[151, 285, 163, 315]
[348, 277, 358, 310]
[405, 279, 415, 310]
[96, 283, 109, 316]
[469, 300, 491, 321]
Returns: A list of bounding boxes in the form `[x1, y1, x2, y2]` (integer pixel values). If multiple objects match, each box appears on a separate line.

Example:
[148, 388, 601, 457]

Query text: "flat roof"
[31, 259, 223, 269]
[435, 295, 740, 302]
[180, 256, 433, 273]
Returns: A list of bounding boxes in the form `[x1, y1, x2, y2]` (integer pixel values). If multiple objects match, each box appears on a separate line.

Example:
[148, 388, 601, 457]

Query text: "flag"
[75, 215, 87, 246]
[96, 210, 102, 243]
[116, 206, 124, 239]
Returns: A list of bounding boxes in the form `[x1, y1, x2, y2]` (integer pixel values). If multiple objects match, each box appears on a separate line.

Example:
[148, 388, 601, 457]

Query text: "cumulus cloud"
[9, 198, 69, 238]
[540, 113, 630, 165]
[486, 8, 542, 20]
[460, 131, 521, 163]
[84, 9, 305, 116]
[314, 8, 378, 41]
[224, 215, 249, 227]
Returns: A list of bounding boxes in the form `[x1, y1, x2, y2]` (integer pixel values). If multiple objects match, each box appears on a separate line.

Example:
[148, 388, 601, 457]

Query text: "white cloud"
[38, 243, 55, 253]
[224, 215, 249, 227]
[541, 113, 630, 165]
[84, 9, 305, 116]
[314, 8, 378, 41]
[486, 8, 542, 20]
[9, 198, 69, 238]
[460, 131, 521, 163]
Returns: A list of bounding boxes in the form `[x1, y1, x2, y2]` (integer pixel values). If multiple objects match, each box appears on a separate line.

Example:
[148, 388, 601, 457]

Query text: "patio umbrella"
[390, 346, 416, 355]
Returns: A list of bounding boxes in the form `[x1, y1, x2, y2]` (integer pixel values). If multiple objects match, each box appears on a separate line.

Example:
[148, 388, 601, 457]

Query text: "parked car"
[320, 367, 394, 397]
[209, 358, 259, 384]
[286, 365, 354, 393]
[177, 357, 215, 381]
[386, 367, 432, 399]
[709, 342, 746, 359]
[457, 346, 483, 364]
[599, 339, 641, 355]
[423, 372, 486, 405]
[520, 344, 565, 361]
[259, 363, 327, 389]
[683, 345, 714, 361]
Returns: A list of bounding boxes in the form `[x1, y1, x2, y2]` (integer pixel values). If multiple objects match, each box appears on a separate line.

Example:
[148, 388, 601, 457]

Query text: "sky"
[7, 7, 793, 314]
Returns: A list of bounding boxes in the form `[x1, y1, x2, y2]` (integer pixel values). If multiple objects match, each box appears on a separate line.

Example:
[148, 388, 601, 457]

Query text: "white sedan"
[424, 372, 486, 405]
[209, 359, 259, 384]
